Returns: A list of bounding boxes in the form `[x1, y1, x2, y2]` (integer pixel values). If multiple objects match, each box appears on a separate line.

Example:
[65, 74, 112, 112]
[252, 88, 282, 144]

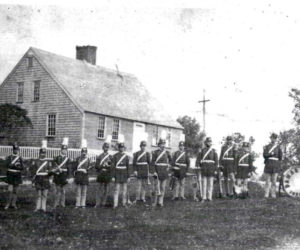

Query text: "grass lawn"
[0, 179, 299, 249]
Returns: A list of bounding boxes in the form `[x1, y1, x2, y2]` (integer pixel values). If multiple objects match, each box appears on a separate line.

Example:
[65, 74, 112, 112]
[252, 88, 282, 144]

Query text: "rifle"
[169, 174, 177, 191]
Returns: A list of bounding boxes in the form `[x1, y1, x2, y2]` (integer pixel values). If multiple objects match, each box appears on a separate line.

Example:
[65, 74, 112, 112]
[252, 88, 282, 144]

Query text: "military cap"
[158, 138, 166, 145]
[178, 141, 185, 147]
[102, 142, 110, 149]
[118, 142, 125, 148]
[61, 144, 68, 150]
[12, 143, 19, 151]
[39, 148, 46, 154]
[205, 137, 212, 143]
[140, 141, 147, 147]
[81, 147, 88, 153]
[242, 142, 250, 147]
[270, 133, 278, 139]
[226, 136, 233, 141]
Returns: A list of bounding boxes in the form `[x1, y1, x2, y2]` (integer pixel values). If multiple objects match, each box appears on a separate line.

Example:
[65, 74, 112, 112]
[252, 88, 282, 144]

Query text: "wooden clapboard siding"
[0, 53, 83, 148]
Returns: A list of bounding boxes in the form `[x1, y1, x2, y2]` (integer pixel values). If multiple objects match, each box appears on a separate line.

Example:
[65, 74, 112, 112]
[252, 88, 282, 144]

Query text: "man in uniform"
[236, 142, 255, 198]
[52, 138, 70, 208]
[74, 140, 91, 208]
[171, 141, 190, 200]
[219, 136, 237, 198]
[133, 140, 151, 204]
[95, 142, 113, 207]
[263, 133, 283, 198]
[111, 142, 130, 209]
[151, 138, 172, 207]
[196, 137, 218, 202]
[31, 140, 52, 212]
[5, 143, 24, 210]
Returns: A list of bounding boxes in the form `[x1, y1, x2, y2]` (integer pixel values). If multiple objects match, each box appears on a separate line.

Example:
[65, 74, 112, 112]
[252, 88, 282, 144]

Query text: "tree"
[176, 115, 205, 155]
[0, 103, 32, 143]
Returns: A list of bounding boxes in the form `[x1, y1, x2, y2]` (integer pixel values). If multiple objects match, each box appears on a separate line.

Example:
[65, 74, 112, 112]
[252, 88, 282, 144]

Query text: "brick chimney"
[76, 45, 97, 65]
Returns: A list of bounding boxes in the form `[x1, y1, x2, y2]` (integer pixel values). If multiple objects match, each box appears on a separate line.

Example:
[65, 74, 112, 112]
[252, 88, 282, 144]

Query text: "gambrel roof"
[28, 47, 182, 129]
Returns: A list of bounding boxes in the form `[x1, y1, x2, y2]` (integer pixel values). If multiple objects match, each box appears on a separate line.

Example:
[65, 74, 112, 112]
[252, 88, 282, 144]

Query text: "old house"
[0, 46, 184, 153]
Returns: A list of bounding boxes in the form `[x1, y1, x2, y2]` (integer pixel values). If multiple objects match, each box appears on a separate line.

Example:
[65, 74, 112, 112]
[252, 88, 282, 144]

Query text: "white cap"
[180, 133, 185, 142]
[118, 134, 125, 143]
[105, 135, 112, 143]
[41, 140, 47, 149]
[62, 137, 69, 146]
[81, 139, 87, 149]
[161, 130, 167, 140]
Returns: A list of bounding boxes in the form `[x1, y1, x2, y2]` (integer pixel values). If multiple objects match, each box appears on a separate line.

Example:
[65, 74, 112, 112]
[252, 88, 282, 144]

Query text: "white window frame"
[46, 113, 57, 137]
[166, 128, 172, 148]
[33, 80, 40, 102]
[152, 125, 159, 146]
[27, 56, 33, 68]
[112, 119, 120, 141]
[97, 116, 106, 139]
[16, 82, 24, 103]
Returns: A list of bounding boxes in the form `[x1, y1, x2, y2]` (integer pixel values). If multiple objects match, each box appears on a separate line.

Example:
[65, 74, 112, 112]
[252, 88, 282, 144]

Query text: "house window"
[47, 114, 56, 136]
[28, 57, 33, 68]
[112, 119, 120, 140]
[152, 126, 159, 146]
[17, 82, 24, 103]
[166, 128, 172, 148]
[33, 80, 40, 102]
[97, 116, 105, 139]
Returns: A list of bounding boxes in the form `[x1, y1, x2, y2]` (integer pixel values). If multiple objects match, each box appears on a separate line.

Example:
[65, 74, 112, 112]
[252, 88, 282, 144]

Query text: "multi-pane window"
[28, 57, 33, 68]
[47, 114, 56, 136]
[152, 126, 159, 146]
[17, 82, 24, 103]
[97, 116, 105, 139]
[33, 80, 40, 102]
[112, 119, 120, 140]
[166, 129, 172, 148]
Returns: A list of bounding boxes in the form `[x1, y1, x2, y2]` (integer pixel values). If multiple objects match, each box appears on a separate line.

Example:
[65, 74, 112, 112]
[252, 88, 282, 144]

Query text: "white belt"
[176, 163, 187, 167]
[201, 160, 215, 163]
[137, 162, 148, 165]
[8, 169, 20, 173]
[223, 158, 234, 160]
[36, 172, 48, 176]
[269, 157, 278, 161]
[156, 163, 168, 166]
[76, 169, 87, 173]
[173, 166, 180, 170]
[195, 166, 201, 169]
[239, 164, 249, 167]
[101, 169, 107, 171]
[116, 166, 127, 169]
[60, 169, 68, 172]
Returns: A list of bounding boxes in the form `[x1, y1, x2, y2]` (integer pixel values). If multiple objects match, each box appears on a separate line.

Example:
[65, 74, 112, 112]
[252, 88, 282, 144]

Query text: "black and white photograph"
[0, 0, 300, 249]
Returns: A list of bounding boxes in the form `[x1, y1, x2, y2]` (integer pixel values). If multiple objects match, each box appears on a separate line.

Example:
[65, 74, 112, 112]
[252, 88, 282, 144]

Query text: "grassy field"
[0, 180, 300, 250]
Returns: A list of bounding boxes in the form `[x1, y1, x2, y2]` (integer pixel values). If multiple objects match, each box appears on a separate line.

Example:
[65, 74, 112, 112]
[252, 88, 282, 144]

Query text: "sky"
[0, 0, 299, 170]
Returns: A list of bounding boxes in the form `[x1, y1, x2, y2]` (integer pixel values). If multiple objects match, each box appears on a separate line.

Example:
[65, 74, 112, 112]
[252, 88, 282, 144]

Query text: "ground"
[0, 180, 299, 250]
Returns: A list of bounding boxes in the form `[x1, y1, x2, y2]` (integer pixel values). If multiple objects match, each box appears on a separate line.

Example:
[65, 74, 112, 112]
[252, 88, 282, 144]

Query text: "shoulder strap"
[268, 144, 278, 154]
[175, 151, 185, 164]
[223, 146, 233, 159]
[238, 153, 250, 164]
[77, 157, 88, 170]
[36, 161, 48, 174]
[155, 150, 166, 164]
[202, 147, 213, 161]
[11, 156, 20, 165]
[116, 154, 127, 167]
[100, 153, 110, 166]
[137, 151, 147, 162]
[56, 157, 69, 170]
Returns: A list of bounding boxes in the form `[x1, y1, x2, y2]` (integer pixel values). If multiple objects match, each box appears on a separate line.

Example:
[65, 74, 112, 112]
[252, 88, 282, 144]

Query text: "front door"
[132, 122, 146, 153]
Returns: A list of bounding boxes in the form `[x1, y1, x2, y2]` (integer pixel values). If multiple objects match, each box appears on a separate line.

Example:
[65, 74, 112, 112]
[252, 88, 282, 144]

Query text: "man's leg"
[95, 184, 101, 207]
[11, 185, 18, 208]
[41, 189, 48, 211]
[264, 174, 271, 198]
[202, 176, 207, 201]
[179, 178, 186, 199]
[158, 179, 167, 206]
[102, 183, 109, 206]
[81, 185, 87, 207]
[113, 183, 120, 208]
[141, 179, 147, 201]
[60, 186, 66, 207]
[76, 185, 82, 207]
[229, 173, 235, 196]
[122, 183, 128, 206]
[35, 190, 42, 211]
[207, 177, 214, 201]
[136, 179, 142, 201]
[271, 173, 278, 198]
[172, 178, 179, 200]
[5, 185, 13, 209]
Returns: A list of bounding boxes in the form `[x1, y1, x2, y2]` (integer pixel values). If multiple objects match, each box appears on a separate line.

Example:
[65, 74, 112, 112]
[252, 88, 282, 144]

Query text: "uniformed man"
[52, 138, 70, 208]
[133, 140, 151, 204]
[171, 141, 190, 200]
[74, 140, 91, 208]
[111, 142, 130, 209]
[236, 142, 255, 198]
[219, 136, 237, 198]
[196, 137, 218, 202]
[95, 142, 113, 207]
[151, 138, 172, 207]
[5, 143, 24, 210]
[263, 133, 283, 198]
[31, 140, 52, 212]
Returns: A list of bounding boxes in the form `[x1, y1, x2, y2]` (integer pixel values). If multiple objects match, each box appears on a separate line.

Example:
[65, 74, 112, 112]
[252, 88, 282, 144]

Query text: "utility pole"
[198, 89, 210, 133]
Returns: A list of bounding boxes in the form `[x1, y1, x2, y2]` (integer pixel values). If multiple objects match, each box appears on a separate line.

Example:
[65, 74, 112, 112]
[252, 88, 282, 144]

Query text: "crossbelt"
[155, 163, 168, 166]
[136, 162, 148, 165]
[36, 172, 48, 176]
[269, 157, 279, 161]
[222, 158, 234, 160]
[176, 163, 187, 167]
[76, 169, 87, 173]
[239, 164, 249, 167]
[8, 169, 20, 173]
[201, 160, 215, 163]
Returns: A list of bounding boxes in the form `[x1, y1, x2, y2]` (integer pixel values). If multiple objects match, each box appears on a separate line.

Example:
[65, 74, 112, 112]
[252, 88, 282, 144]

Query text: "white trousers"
[113, 183, 127, 208]
[202, 176, 214, 200]
[54, 185, 66, 208]
[265, 173, 278, 198]
[224, 173, 236, 195]
[193, 172, 202, 199]
[76, 185, 87, 207]
[153, 179, 167, 205]
[136, 179, 148, 201]
[96, 183, 110, 206]
[173, 178, 186, 198]
[36, 189, 48, 211]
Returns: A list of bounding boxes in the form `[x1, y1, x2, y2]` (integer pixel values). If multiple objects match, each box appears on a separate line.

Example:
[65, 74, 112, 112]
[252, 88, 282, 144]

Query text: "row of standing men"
[3, 132, 282, 211]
